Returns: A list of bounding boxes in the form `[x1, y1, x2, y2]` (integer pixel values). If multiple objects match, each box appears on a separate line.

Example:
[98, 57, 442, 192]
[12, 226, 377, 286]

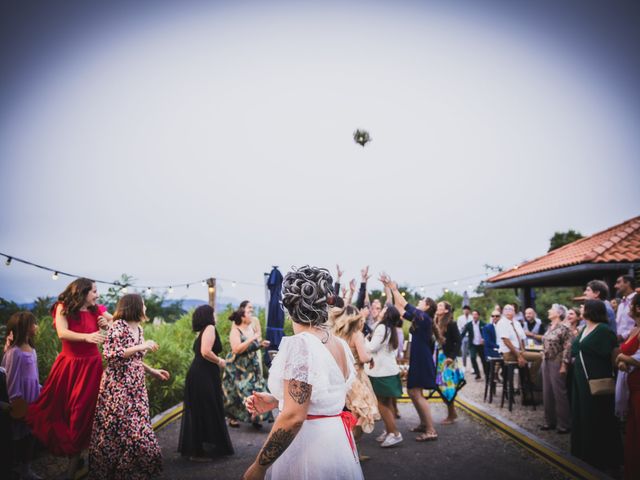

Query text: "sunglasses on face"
[491, 315, 500, 318]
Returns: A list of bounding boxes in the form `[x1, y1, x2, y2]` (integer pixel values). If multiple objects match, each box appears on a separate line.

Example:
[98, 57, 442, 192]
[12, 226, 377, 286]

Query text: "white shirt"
[365, 323, 400, 377]
[457, 314, 472, 334]
[616, 292, 637, 340]
[472, 320, 482, 346]
[496, 317, 526, 354]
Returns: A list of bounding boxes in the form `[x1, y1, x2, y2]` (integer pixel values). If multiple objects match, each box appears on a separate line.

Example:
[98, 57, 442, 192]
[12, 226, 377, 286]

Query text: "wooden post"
[207, 278, 217, 309]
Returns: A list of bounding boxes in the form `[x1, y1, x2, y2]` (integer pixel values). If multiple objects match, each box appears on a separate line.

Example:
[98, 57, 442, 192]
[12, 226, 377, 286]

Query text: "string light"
[52, 271, 59, 280]
[121, 287, 128, 294]
[5, 257, 12, 266]
[208, 286, 215, 294]
[444, 288, 449, 293]
[147, 287, 152, 293]
[201, 280, 207, 287]
[401, 291, 406, 297]
[168, 286, 174, 294]
[232, 281, 237, 288]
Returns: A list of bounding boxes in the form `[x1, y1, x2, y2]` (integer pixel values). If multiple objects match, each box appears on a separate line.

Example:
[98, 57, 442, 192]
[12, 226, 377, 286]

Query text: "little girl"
[1, 311, 43, 480]
[88, 293, 170, 480]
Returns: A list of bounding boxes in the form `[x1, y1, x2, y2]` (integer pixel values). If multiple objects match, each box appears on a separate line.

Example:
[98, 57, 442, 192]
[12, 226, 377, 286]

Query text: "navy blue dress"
[403, 304, 437, 389]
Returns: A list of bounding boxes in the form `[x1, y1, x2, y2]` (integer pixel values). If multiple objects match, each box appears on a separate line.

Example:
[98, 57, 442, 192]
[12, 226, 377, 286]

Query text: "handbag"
[579, 350, 615, 396]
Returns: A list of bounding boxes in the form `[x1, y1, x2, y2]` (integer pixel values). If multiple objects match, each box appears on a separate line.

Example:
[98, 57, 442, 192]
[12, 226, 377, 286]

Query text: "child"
[88, 294, 170, 480]
[1, 311, 43, 480]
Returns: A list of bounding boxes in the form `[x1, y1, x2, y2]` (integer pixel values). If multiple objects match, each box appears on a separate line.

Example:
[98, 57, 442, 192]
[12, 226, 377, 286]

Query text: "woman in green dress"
[570, 299, 622, 472]
[222, 301, 273, 428]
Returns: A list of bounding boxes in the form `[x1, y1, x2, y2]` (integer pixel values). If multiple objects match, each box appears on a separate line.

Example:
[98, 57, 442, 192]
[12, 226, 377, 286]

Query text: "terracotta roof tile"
[488, 216, 640, 282]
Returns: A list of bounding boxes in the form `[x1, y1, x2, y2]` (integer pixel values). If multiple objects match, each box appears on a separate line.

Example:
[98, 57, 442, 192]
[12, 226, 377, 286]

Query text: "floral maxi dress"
[89, 320, 162, 480]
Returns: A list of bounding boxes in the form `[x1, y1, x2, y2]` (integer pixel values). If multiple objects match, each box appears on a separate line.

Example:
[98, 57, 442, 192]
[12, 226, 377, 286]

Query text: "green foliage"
[33, 315, 62, 384]
[531, 287, 583, 323]
[548, 229, 584, 252]
[31, 297, 55, 320]
[0, 297, 21, 325]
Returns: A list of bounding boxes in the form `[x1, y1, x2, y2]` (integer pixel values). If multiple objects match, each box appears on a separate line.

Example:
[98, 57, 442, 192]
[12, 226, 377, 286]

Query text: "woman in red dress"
[616, 293, 640, 480]
[27, 278, 108, 479]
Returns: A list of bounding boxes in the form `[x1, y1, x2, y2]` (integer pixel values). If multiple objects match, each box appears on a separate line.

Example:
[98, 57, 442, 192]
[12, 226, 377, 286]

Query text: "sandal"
[409, 424, 426, 433]
[416, 431, 438, 442]
[228, 419, 240, 428]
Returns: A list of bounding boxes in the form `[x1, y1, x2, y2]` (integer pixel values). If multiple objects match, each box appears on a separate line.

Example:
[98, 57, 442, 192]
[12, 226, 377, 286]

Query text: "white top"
[496, 317, 526, 354]
[472, 320, 483, 346]
[457, 314, 472, 333]
[268, 332, 355, 415]
[266, 332, 363, 480]
[616, 292, 637, 340]
[364, 323, 400, 377]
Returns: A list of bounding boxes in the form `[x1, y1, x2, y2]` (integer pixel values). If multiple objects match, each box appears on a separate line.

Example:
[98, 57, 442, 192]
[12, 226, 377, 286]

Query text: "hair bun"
[282, 266, 334, 326]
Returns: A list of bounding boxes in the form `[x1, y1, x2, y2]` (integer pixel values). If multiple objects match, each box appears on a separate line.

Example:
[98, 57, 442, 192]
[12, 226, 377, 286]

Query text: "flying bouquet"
[353, 129, 371, 147]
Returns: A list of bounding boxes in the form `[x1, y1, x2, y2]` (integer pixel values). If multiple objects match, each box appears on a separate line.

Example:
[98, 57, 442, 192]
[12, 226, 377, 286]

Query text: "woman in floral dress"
[89, 294, 170, 480]
[223, 301, 272, 428]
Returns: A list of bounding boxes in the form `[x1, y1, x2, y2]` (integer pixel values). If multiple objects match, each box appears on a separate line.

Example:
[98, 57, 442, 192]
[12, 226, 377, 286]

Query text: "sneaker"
[380, 432, 403, 448]
[375, 430, 387, 442]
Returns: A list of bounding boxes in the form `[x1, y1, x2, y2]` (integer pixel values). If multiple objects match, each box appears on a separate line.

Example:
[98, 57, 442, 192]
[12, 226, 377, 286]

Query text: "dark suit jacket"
[460, 319, 487, 345]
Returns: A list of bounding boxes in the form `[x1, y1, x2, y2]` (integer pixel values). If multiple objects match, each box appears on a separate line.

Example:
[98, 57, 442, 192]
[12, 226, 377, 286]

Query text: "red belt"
[306, 411, 357, 459]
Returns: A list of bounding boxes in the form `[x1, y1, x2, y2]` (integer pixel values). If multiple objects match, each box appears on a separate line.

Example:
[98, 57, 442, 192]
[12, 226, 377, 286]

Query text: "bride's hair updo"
[281, 266, 335, 327]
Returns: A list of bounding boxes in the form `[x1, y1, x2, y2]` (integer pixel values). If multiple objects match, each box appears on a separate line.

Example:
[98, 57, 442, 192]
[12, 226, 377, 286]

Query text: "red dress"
[27, 303, 104, 456]
[621, 333, 640, 480]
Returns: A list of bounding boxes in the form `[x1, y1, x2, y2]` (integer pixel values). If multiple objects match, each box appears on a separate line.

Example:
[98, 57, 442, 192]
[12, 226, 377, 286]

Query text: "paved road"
[157, 402, 569, 480]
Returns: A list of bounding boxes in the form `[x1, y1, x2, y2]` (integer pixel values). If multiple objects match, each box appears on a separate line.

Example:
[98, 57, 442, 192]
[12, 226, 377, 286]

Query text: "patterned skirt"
[346, 365, 380, 433]
[435, 351, 466, 404]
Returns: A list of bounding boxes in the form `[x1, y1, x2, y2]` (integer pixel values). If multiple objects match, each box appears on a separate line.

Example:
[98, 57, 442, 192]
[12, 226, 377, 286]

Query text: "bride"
[243, 266, 364, 480]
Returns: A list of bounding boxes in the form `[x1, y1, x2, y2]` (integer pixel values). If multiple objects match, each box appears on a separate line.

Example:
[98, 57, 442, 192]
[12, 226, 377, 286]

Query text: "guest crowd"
[0, 270, 638, 479]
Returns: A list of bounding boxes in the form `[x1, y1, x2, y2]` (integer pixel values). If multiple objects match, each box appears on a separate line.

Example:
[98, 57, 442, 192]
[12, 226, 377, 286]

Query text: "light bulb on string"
[147, 287, 152, 294]
[401, 291, 406, 297]
[186, 284, 190, 289]
[168, 286, 174, 294]
[208, 286, 215, 294]
[444, 288, 449, 293]
[201, 280, 206, 287]
[420, 286, 425, 292]
[5, 257, 12, 266]
[232, 281, 237, 288]
[122, 287, 128, 294]
[52, 271, 59, 280]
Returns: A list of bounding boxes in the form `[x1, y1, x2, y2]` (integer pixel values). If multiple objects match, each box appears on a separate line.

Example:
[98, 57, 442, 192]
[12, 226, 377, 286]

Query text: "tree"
[31, 296, 55, 319]
[548, 230, 583, 252]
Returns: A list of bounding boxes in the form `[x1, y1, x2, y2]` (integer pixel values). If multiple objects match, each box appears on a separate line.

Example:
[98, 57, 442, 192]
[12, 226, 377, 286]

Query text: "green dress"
[222, 328, 273, 423]
[570, 323, 622, 469]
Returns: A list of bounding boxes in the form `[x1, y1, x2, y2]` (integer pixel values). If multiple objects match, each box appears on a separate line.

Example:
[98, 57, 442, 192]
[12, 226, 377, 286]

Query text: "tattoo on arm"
[258, 428, 296, 466]
[288, 379, 312, 404]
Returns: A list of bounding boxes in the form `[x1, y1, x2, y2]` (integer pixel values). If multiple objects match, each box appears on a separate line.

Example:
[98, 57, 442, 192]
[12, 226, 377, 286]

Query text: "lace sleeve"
[281, 335, 311, 383]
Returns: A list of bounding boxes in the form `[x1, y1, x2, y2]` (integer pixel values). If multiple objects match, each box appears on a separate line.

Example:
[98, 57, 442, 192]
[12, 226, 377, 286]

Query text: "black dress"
[178, 326, 234, 458]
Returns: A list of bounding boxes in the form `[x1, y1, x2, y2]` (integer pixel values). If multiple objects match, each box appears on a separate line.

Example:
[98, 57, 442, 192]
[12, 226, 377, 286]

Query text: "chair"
[484, 357, 503, 403]
[500, 361, 536, 412]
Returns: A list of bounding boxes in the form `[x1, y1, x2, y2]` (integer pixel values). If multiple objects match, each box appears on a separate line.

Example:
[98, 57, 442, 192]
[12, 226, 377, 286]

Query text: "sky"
[1, 0, 639, 305]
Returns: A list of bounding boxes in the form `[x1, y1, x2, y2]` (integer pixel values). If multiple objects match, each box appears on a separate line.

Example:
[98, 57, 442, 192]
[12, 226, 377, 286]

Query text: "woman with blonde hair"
[330, 305, 380, 447]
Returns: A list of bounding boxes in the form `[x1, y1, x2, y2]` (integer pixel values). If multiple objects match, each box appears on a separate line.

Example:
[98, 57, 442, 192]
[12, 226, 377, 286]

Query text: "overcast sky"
[1, 0, 639, 304]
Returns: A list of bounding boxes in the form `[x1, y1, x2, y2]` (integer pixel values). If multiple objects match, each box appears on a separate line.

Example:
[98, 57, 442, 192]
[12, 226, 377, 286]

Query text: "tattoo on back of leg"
[258, 428, 296, 466]
[288, 379, 312, 404]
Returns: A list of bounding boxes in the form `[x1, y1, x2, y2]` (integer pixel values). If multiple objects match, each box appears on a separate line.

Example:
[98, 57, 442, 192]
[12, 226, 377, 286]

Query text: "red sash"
[306, 411, 357, 459]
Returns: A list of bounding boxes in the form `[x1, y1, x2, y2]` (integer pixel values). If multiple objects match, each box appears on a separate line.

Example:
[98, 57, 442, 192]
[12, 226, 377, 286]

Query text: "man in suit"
[460, 309, 487, 380]
[481, 309, 502, 359]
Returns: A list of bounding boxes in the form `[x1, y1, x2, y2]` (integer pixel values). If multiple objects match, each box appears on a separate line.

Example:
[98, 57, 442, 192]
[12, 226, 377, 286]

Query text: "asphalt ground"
[156, 401, 570, 480]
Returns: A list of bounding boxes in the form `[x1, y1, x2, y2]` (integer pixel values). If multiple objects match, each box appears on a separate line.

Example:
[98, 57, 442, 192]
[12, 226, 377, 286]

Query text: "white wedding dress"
[266, 332, 364, 480]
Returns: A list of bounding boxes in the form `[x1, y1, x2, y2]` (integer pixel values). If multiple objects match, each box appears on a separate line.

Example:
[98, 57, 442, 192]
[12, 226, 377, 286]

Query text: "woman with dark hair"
[178, 305, 234, 460]
[243, 266, 363, 480]
[433, 301, 464, 424]
[222, 301, 271, 428]
[89, 293, 170, 480]
[27, 278, 108, 479]
[570, 299, 622, 473]
[365, 305, 404, 448]
[381, 274, 438, 441]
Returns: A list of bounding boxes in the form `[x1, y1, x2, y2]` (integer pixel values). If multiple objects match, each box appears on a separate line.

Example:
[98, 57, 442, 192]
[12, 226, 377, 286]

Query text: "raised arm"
[352, 330, 372, 364]
[345, 279, 356, 305]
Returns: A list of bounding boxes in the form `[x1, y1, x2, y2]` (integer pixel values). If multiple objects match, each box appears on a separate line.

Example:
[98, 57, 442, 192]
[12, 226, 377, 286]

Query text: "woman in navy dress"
[381, 275, 438, 441]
